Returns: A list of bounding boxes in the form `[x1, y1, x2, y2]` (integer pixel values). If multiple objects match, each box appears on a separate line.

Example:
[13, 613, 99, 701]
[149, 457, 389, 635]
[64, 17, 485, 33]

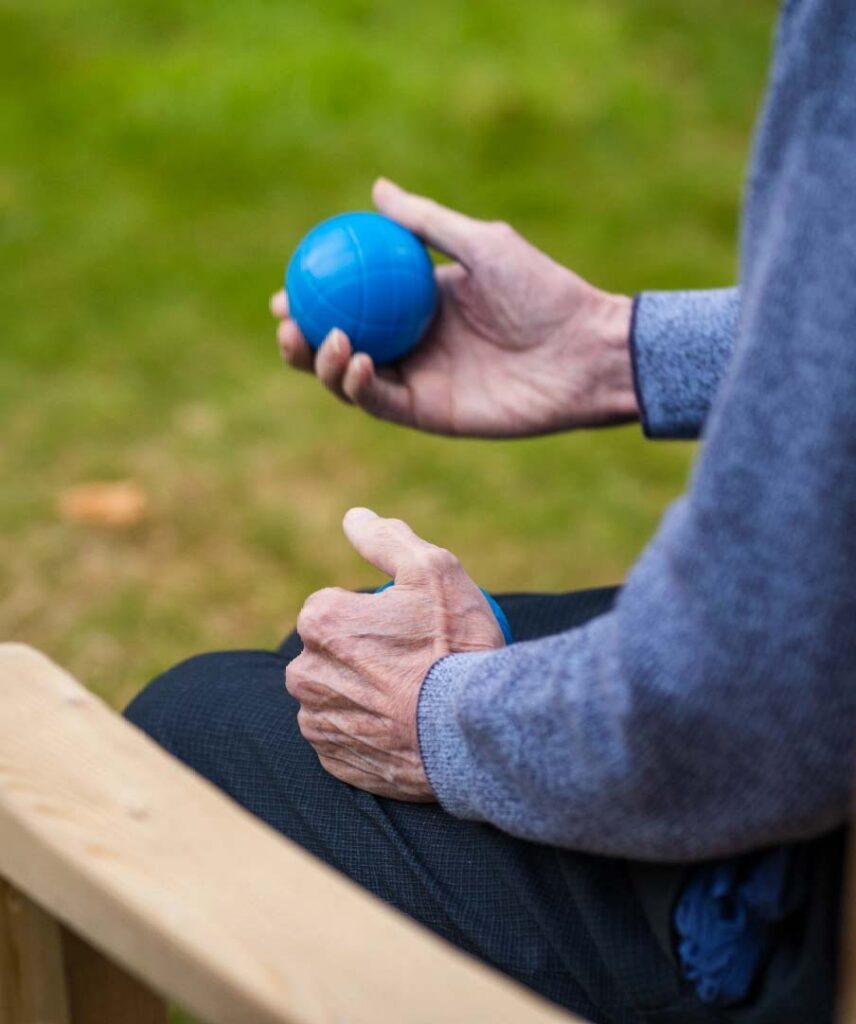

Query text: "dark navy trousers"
[125, 589, 841, 1024]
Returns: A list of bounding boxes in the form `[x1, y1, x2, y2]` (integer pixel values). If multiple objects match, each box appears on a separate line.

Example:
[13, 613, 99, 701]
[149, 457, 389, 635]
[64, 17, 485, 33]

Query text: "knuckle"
[416, 544, 458, 574]
[296, 706, 314, 738]
[323, 630, 351, 661]
[472, 220, 515, 260]
[406, 548, 434, 574]
[284, 661, 306, 700]
[488, 219, 514, 240]
[435, 546, 460, 570]
[296, 588, 340, 640]
[295, 605, 316, 639]
[318, 755, 343, 781]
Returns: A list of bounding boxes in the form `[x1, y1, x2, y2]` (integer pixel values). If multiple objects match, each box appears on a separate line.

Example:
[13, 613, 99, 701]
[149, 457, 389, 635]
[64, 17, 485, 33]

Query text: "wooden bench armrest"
[0, 644, 579, 1024]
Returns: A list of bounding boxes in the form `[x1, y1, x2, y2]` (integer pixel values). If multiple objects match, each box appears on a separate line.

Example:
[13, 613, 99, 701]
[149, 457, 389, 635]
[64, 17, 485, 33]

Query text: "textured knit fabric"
[631, 288, 739, 439]
[124, 590, 843, 1024]
[418, 0, 856, 862]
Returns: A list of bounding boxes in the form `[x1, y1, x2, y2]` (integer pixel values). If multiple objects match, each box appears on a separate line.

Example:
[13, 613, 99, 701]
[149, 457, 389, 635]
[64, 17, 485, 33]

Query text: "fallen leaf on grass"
[59, 481, 150, 528]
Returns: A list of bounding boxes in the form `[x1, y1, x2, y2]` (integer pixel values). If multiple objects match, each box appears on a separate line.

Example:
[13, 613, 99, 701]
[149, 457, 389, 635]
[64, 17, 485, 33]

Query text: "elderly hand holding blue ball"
[285, 507, 511, 801]
[272, 178, 637, 438]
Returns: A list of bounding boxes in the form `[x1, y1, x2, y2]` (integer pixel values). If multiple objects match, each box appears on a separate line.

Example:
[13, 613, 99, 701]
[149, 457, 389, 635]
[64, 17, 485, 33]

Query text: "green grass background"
[2, 1, 775, 1019]
[1, 0, 777, 711]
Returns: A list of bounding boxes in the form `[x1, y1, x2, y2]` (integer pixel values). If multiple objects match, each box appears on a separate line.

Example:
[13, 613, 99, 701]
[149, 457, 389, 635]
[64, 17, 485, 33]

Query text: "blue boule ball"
[374, 581, 513, 645]
[285, 212, 438, 365]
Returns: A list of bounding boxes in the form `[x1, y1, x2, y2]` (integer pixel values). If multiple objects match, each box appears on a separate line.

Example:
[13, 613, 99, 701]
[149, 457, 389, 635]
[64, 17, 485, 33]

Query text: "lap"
[123, 590, 723, 1024]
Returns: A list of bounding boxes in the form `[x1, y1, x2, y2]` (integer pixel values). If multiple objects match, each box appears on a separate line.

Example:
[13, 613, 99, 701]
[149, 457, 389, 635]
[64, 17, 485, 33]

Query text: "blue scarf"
[675, 846, 809, 1005]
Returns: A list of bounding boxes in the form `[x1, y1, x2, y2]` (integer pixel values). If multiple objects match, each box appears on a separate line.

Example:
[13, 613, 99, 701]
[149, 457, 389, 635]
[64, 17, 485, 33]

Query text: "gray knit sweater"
[417, 0, 856, 862]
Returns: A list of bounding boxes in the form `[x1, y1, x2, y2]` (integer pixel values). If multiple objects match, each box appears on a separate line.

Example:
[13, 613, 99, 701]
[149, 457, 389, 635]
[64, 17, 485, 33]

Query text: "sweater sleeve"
[630, 288, 739, 439]
[416, 0, 856, 862]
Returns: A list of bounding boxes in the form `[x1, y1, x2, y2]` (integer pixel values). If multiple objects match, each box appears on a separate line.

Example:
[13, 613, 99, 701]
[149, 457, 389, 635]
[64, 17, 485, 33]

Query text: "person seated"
[126, 2, 856, 1021]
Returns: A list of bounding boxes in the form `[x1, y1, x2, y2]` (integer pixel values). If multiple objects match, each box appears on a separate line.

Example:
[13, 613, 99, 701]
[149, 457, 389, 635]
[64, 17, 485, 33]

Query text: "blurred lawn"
[1, 0, 776, 716]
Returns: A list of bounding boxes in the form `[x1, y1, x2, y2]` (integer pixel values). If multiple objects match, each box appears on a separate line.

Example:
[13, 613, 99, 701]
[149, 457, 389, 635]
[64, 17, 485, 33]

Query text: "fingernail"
[324, 329, 344, 355]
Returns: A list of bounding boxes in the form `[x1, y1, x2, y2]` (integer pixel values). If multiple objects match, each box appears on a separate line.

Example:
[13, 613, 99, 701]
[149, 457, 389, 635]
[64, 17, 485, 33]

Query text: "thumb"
[372, 178, 481, 264]
[343, 507, 433, 580]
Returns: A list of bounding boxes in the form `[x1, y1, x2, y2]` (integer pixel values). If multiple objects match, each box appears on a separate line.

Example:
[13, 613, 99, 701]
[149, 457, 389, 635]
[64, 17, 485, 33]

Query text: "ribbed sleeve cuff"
[416, 651, 494, 820]
[630, 288, 739, 439]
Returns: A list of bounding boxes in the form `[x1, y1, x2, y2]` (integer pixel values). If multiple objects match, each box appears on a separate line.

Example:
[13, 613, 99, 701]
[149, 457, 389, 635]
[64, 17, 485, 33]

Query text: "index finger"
[277, 318, 315, 372]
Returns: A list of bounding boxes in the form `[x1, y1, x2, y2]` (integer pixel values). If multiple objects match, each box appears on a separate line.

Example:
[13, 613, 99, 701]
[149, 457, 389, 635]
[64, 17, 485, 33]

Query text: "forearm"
[420, 468, 854, 864]
[417, 1, 856, 858]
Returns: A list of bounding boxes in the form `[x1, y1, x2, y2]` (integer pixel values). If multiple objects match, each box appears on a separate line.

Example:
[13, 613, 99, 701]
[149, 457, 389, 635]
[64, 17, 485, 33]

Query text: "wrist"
[572, 289, 638, 426]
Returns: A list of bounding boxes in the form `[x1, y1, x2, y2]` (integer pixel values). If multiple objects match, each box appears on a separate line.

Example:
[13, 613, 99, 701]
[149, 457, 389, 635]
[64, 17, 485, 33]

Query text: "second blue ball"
[285, 212, 438, 365]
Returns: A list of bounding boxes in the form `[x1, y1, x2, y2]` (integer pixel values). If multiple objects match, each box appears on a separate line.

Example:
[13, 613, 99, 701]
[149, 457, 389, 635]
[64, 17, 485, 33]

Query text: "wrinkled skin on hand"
[286, 508, 505, 800]
[272, 178, 636, 438]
